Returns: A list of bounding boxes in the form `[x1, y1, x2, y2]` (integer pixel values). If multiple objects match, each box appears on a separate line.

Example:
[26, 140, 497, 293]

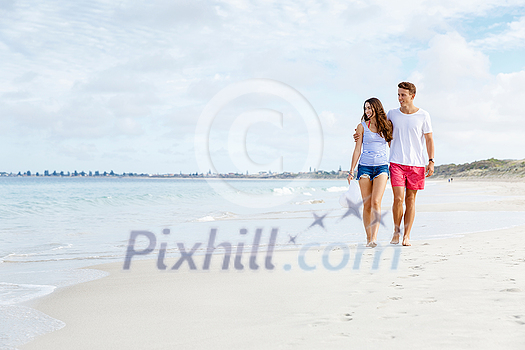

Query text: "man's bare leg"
[402, 189, 418, 246]
[391, 186, 405, 244]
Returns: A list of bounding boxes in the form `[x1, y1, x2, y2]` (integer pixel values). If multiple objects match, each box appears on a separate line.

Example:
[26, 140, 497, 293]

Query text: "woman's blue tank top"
[359, 121, 388, 166]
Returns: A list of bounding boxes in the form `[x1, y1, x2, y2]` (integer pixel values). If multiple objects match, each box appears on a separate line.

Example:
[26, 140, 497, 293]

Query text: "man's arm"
[353, 129, 359, 142]
[424, 132, 434, 177]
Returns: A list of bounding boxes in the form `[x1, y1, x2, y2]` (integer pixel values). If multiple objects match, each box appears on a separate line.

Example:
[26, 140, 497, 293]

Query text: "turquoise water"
[1, 177, 525, 348]
[0, 177, 352, 265]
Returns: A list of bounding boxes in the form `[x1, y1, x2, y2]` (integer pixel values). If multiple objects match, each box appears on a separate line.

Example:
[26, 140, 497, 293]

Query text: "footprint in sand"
[512, 315, 525, 325]
[419, 297, 437, 304]
[341, 313, 353, 321]
[308, 318, 329, 327]
[500, 288, 521, 293]
[377, 296, 402, 310]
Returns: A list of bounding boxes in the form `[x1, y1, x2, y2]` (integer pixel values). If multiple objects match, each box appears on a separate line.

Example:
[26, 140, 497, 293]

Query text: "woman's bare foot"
[390, 233, 400, 244]
[367, 241, 377, 248]
[402, 237, 411, 246]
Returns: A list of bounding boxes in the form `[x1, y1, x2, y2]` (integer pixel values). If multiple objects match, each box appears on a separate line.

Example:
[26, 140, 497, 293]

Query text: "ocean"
[1, 177, 524, 349]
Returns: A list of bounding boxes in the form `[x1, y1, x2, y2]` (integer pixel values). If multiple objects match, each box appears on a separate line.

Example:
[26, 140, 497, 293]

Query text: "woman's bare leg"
[369, 174, 388, 245]
[358, 176, 373, 244]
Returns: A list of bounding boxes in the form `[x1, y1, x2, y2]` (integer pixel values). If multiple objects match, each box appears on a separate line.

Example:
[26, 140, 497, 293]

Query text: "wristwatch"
[429, 159, 434, 163]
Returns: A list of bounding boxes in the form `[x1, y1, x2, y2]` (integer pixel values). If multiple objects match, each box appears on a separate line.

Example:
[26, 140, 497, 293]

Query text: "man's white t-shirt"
[387, 107, 432, 167]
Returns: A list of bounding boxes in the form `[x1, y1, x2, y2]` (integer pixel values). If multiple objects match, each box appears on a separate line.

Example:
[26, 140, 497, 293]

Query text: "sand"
[20, 180, 525, 349]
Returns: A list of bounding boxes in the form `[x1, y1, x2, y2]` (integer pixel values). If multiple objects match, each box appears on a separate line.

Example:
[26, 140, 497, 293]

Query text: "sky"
[1, 0, 525, 174]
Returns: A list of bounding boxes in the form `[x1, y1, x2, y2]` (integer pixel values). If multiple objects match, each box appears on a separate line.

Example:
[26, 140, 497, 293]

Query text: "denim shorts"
[357, 164, 390, 181]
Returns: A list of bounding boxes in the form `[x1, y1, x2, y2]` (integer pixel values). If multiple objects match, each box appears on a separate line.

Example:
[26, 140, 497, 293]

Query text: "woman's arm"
[348, 123, 364, 183]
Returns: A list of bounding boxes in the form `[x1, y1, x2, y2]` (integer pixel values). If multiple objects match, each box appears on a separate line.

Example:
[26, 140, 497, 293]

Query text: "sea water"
[1, 177, 525, 348]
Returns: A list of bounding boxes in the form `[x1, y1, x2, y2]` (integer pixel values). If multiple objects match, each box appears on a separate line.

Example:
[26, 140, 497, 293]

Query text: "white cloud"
[1, 0, 525, 173]
[409, 30, 525, 164]
[319, 111, 336, 128]
[473, 15, 525, 50]
[491, 70, 525, 120]
[58, 143, 99, 162]
[415, 32, 492, 90]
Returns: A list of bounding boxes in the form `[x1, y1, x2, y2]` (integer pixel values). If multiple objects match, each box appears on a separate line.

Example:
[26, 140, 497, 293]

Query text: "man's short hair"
[398, 82, 416, 96]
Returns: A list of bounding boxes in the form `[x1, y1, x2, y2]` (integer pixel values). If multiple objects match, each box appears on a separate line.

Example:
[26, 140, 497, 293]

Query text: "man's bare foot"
[368, 241, 377, 248]
[390, 233, 400, 244]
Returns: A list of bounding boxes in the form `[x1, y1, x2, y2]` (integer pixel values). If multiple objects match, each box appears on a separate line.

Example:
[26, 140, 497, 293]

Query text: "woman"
[347, 97, 393, 247]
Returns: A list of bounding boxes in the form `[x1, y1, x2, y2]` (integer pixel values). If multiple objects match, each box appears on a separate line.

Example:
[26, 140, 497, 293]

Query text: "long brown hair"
[361, 97, 393, 142]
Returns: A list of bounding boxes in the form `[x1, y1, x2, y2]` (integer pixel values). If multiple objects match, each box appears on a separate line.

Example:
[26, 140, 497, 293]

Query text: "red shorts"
[390, 163, 425, 190]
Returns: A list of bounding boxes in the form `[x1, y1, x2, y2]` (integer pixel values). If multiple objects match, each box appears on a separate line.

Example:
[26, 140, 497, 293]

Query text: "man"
[354, 82, 434, 246]
[388, 82, 434, 246]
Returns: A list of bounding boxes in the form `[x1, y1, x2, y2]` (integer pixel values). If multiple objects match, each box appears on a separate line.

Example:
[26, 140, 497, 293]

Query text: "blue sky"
[1, 0, 525, 174]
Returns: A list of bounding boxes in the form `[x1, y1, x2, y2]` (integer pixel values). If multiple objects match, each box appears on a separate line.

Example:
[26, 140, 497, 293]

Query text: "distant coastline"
[3, 158, 525, 180]
[0, 170, 349, 180]
[432, 158, 525, 180]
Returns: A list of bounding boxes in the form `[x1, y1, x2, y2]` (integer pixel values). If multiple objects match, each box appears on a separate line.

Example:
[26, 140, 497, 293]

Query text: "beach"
[16, 180, 525, 349]
[4, 1, 525, 348]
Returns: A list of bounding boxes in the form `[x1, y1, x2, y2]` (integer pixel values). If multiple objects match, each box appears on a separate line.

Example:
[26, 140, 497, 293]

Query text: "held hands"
[425, 161, 434, 177]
